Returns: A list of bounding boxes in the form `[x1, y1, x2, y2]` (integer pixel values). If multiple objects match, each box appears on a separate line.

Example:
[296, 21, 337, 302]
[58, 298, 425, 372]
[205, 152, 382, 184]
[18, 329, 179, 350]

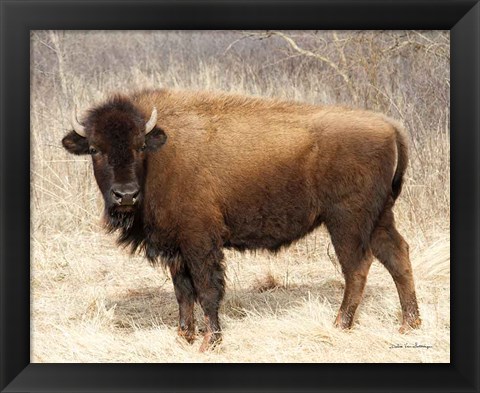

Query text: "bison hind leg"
[334, 240, 373, 330]
[326, 215, 375, 329]
[370, 202, 421, 332]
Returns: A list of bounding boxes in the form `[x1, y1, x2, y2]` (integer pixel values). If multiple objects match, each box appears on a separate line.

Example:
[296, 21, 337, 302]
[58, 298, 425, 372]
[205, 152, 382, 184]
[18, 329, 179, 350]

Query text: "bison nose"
[111, 184, 140, 206]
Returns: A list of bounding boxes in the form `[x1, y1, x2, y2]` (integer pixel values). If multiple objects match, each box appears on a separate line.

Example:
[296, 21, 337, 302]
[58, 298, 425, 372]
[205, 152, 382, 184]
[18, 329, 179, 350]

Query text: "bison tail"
[389, 119, 409, 201]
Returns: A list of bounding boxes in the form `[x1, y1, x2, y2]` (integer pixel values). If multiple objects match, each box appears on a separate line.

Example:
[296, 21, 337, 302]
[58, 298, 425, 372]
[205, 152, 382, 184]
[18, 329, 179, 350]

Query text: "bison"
[62, 89, 421, 351]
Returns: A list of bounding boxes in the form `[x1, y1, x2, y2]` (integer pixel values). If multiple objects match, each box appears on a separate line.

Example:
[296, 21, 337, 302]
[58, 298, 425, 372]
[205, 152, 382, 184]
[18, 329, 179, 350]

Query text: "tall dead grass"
[30, 30, 449, 363]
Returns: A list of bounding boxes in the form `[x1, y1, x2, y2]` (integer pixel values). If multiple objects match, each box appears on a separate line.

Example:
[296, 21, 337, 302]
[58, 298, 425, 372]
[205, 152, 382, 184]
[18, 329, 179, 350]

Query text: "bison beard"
[62, 89, 421, 352]
[106, 207, 137, 230]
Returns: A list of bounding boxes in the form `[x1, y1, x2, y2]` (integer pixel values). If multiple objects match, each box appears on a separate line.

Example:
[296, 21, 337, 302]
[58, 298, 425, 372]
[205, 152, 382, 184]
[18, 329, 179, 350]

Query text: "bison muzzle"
[62, 89, 421, 351]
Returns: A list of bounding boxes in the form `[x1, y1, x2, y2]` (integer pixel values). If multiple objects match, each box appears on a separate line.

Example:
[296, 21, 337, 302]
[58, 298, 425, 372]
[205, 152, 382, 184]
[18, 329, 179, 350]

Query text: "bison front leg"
[169, 263, 196, 343]
[185, 248, 225, 352]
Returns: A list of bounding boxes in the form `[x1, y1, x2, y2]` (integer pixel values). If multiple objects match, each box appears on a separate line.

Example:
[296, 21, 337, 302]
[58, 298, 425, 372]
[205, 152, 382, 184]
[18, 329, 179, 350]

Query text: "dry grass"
[30, 30, 450, 363]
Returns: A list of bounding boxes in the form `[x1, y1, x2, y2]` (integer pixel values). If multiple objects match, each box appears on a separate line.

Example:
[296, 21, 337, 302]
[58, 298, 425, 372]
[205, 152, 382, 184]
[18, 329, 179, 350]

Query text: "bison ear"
[145, 127, 167, 152]
[62, 130, 89, 155]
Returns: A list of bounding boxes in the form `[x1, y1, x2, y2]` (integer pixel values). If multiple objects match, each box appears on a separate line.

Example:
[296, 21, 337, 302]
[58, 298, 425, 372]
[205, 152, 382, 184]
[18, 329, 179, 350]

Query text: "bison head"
[62, 96, 167, 228]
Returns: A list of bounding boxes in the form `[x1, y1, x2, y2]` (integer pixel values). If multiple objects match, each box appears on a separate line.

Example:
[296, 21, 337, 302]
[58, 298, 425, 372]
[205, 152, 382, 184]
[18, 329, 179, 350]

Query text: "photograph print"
[30, 30, 450, 363]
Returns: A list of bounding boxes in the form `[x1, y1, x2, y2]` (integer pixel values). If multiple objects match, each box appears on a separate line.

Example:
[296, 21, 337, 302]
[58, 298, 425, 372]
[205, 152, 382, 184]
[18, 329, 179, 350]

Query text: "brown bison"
[62, 89, 421, 351]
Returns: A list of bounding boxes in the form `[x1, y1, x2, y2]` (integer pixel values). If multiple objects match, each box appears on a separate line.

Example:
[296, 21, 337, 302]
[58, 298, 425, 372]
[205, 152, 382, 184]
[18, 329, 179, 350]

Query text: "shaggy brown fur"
[62, 89, 420, 351]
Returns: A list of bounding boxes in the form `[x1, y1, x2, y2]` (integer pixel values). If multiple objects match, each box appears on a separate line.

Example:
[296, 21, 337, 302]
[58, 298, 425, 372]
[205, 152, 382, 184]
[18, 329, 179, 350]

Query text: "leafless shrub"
[253, 272, 283, 293]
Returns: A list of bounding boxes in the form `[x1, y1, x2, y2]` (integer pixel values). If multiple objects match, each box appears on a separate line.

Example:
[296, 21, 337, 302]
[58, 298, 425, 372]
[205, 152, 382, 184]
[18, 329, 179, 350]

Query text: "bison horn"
[145, 107, 157, 134]
[71, 109, 86, 137]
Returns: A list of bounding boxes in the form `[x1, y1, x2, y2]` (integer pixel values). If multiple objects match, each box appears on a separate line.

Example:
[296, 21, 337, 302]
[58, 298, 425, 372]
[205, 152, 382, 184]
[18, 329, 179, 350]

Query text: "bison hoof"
[399, 317, 422, 334]
[199, 331, 222, 352]
[177, 327, 196, 344]
[333, 313, 354, 330]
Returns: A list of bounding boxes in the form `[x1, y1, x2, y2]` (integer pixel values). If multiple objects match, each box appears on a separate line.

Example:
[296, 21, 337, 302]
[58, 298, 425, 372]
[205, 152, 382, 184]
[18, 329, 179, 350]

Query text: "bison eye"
[139, 143, 147, 152]
[89, 146, 99, 155]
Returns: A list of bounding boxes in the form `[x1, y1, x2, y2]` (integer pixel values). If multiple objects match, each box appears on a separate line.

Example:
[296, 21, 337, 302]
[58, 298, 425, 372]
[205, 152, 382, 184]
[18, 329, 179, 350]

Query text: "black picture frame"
[1, 0, 478, 392]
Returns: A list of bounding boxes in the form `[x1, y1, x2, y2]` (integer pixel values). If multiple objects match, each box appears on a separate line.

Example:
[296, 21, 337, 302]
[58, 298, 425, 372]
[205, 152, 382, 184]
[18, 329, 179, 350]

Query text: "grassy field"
[30, 30, 450, 363]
